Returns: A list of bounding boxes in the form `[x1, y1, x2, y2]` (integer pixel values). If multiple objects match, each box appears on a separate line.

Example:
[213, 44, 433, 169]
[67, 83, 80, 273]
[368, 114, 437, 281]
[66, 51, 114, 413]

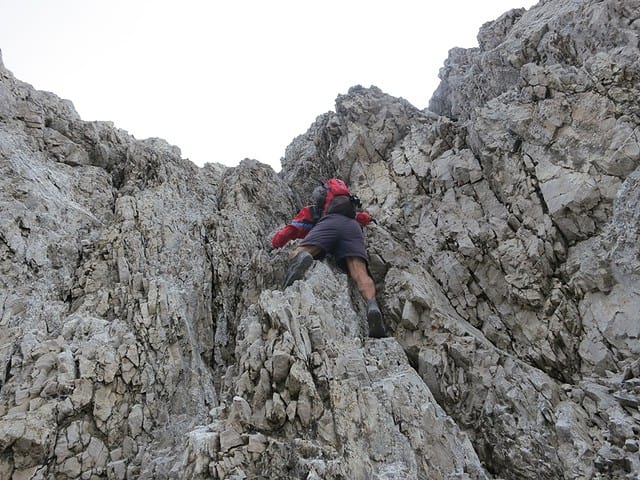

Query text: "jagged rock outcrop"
[1, 0, 639, 478]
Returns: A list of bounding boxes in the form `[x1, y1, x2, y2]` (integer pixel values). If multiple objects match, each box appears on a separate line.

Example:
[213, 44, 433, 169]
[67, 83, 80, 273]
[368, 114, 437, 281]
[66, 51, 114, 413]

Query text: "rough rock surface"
[1, 0, 640, 478]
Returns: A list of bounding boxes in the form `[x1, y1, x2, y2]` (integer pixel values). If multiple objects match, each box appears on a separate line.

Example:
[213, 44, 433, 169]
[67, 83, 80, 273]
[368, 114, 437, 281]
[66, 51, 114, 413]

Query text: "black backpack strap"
[350, 194, 362, 209]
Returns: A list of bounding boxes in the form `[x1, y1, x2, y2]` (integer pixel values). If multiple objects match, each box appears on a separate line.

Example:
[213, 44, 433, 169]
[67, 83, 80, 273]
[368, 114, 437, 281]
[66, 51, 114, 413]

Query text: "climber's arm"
[355, 211, 374, 227]
[271, 206, 316, 248]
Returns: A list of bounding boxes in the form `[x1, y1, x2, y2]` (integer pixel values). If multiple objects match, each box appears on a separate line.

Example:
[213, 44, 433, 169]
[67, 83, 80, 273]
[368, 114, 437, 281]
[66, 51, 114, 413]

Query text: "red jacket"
[272, 207, 372, 249]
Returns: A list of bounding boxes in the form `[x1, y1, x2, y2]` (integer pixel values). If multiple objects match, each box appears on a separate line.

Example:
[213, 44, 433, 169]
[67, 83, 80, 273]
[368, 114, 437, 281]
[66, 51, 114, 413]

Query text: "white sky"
[0, 1, 537, 170]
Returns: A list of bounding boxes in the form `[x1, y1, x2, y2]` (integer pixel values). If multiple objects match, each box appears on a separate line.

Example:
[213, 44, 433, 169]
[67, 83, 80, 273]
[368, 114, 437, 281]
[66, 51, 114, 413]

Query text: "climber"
[271, 178, 386, 338]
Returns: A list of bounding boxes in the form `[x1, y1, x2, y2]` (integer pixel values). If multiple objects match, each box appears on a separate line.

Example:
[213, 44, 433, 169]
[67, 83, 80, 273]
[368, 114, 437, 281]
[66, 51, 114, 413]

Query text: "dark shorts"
[300, 213, 368, 270]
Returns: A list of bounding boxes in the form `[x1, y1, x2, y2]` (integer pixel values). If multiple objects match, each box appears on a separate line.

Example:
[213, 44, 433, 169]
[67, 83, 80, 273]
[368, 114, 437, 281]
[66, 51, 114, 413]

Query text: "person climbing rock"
[272, 178, 386, 338]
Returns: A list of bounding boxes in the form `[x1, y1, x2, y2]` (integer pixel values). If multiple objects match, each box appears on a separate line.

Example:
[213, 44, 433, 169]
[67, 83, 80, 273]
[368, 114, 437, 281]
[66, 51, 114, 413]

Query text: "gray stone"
[219, 429, 244, 453]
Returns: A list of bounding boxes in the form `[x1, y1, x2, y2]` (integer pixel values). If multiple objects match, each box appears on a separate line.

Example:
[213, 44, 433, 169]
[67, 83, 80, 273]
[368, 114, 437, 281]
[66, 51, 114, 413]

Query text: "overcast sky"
[0, 1, 537, 170]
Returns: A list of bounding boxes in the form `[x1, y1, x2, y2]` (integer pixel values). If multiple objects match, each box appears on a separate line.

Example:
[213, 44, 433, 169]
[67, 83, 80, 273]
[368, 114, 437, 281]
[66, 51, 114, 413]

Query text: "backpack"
[310, 178, 361, 221]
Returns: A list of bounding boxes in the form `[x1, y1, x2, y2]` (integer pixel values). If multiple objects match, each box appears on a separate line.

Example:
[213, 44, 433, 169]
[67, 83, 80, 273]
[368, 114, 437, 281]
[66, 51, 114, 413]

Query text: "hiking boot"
[366, 299, 386, 338]
[283, 251, 314, 288]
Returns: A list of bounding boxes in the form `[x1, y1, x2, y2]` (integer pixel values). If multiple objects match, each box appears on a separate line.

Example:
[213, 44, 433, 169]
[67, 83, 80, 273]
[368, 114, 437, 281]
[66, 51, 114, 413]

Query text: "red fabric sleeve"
[292, 206, 315, 225]
[355, 211, 372, 227]
[272, 225, 305, 248]
[271, 206, 316, 248]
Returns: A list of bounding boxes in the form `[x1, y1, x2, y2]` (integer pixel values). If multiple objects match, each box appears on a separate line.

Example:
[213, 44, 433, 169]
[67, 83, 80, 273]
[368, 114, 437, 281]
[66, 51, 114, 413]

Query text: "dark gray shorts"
[300, 213, 368, 269]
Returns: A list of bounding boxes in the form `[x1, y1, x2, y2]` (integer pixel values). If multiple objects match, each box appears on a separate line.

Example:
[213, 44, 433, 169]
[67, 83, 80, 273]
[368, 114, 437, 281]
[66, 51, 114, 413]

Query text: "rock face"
[1, 0, 639, 478]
